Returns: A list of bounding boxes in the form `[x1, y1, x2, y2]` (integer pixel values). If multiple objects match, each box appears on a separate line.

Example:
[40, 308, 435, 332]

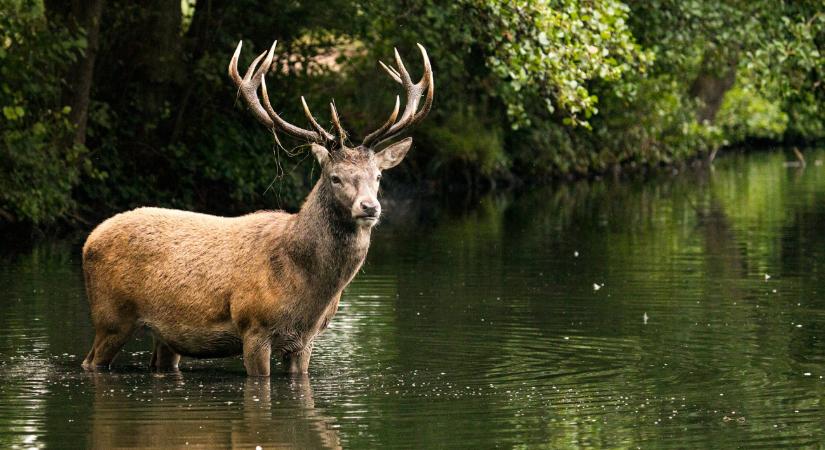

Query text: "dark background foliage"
[1, 0, 822, 226]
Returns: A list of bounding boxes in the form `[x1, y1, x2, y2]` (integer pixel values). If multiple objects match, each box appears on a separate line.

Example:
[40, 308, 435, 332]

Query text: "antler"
[229, 40, 338, 145]
[230, 40, 433, 150]
[362, 43, 434, 148]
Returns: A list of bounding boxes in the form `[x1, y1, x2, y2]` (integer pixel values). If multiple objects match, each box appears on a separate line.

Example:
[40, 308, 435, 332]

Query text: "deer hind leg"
[82, 324, 135, 370]
[149, 337, 181, 371]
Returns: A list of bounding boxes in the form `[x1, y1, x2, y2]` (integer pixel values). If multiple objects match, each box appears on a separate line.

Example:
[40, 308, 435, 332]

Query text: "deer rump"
[83, 208, 292, 358]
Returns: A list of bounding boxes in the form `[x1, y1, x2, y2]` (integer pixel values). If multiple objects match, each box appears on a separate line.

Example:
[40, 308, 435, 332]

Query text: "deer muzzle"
[354, 197, 381, 225]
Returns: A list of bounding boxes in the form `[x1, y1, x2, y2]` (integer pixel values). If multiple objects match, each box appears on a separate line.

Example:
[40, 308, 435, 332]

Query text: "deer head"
[229, 40, 434, 226]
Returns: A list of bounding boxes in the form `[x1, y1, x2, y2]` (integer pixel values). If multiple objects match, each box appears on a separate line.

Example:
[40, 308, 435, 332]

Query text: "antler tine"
[231, 40, 334, 144]
[301, 96, 335, 142]
[378, 61, 402, 84]
[228, 41, 244, 85]
[393, 47, 413, 85]
[248, 49, 271, 83]
[384, 44, 431, 134]
[362, 95, 400, 147]
[330, 102, 347, 148]
[363, 44, 435, 148]
[229, 41, 274, 128]
[408, 43, 434, 127]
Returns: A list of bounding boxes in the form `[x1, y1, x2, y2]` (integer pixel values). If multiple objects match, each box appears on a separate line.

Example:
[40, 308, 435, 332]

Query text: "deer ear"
[310, 143, 330, 166]
[375, 138, 412, 170]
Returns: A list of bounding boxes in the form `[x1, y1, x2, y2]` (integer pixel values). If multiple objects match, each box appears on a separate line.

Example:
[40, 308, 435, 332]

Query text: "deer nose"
[360, 201, 379, 217]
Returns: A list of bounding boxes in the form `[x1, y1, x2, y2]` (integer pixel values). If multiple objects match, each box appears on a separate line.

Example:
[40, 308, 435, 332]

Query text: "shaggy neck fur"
[284, 178, 372, 296]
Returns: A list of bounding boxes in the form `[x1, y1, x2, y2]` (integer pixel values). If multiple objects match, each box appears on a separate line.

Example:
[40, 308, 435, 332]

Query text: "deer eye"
[330, 175, 342, 185]
[376, 173, 382, 181]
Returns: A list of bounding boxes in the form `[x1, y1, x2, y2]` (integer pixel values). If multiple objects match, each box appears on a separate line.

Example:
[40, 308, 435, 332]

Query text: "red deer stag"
[81, 40, 433, 376]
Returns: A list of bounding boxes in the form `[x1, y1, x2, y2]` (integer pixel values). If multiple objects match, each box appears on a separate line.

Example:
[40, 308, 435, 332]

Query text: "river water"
[1, 149, 824, 448]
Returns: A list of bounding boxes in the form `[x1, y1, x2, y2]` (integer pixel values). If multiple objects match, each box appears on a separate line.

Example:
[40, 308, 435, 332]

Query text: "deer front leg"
[282, 343, 313, 375]
[242, 327, 272, 377]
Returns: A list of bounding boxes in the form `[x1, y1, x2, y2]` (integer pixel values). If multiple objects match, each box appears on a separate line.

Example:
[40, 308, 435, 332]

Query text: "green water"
[2, 150, 825, 448]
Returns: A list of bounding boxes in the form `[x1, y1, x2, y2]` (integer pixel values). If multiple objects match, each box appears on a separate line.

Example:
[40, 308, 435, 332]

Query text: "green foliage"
[717, 86, 788, 143]
[0, 0, 89, 223]
[423, 108, 506, 177]
[629, 0, 823, 140]
[0, 0, 823, 226]
[755, 10, 824, 141]
[593, 75, 724, 162]
[783, 90, 825, 140]
[510, 73, 724, 178]
[480, 0, 652, 129]
[740, 8, 824, 102]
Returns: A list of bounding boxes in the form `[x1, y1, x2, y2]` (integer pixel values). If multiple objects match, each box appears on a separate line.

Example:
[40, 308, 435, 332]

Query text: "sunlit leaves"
[479, 0, 651, 129]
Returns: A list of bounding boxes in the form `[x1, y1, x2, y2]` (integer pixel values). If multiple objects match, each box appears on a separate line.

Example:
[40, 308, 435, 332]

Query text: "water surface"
[2, 150, 825, 448]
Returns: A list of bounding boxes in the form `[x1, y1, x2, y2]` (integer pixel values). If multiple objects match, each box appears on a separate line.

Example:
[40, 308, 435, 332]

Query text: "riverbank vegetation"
[1, 0, 823, 225]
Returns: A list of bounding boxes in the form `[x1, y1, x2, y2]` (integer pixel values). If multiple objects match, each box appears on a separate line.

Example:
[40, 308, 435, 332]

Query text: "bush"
[717, 85, 788, 143]
[0, 0, 90, 223]
[421, 109, 507, 179]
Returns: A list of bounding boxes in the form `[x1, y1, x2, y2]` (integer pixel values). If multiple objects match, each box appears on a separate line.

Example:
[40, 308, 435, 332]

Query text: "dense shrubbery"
[0, 0, 822, 225]
[0, 1, 90, 223]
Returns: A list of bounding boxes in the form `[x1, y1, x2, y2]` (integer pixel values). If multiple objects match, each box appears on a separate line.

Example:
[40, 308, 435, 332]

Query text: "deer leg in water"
[149, 337, 181, 371]
[242, 329, 272, 377]
[82, 325, 134, 369]
[282, 344, 313, 374]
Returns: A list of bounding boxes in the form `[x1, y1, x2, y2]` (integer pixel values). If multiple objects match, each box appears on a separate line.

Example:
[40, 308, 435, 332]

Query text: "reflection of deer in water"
[85, 373, 341, 449]
[80, 39, 434, 375]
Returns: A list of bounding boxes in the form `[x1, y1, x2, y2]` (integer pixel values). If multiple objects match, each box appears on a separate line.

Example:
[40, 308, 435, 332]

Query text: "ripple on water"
[3, 150, 825, 447]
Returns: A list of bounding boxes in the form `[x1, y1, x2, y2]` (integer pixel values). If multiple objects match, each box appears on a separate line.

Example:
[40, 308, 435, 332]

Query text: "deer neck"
[285, 180, 372, 293]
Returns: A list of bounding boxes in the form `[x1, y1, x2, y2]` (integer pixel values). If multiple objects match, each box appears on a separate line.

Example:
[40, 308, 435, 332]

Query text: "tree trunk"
[170, 0, 230, 143]
[690, 57, 737, 124]
[45, 0, 105, 146]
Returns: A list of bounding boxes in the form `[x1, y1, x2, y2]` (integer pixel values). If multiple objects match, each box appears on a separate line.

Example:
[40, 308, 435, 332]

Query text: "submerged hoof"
[81, 361, 111, 371]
